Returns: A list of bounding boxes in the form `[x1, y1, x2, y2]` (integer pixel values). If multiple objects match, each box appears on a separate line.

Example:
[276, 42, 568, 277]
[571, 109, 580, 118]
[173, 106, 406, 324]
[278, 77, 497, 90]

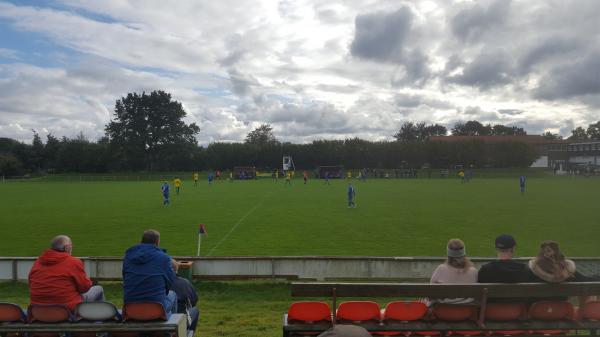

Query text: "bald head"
[50, 235, 72, 254]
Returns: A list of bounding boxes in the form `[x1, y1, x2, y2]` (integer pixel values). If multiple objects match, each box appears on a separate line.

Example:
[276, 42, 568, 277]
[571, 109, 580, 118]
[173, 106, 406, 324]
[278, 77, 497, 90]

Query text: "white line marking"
[207, 192, 271, 256]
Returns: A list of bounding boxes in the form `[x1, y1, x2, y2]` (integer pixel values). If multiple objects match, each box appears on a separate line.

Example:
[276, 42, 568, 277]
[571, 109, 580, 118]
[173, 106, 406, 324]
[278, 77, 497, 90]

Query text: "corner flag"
[197, 223, 207, 256]
[199, 223, 208, 235]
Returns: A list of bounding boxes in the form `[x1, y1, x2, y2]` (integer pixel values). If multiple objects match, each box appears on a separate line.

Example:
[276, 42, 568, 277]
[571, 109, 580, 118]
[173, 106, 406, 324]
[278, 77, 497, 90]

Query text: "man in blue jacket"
[123, 229, 178, 315]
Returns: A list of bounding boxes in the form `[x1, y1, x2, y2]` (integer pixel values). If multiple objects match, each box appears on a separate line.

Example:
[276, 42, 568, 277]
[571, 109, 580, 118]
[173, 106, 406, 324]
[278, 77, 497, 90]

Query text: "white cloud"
[0, 0, 599, 144]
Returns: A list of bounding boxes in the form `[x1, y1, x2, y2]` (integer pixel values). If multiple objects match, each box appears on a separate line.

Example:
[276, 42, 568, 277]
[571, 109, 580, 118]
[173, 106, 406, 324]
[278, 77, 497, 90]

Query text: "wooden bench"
[284, 282, 600, 337]
[0, 313, 188, 336]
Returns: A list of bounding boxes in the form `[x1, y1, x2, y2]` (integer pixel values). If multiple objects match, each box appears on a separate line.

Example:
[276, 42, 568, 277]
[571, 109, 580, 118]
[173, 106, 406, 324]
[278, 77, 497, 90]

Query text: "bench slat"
[291, 282, 600, 298]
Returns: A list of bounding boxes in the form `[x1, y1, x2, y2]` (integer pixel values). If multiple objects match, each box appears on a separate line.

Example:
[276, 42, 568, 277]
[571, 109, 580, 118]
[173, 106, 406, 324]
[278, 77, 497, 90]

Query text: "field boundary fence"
[2, 256, 600, 282]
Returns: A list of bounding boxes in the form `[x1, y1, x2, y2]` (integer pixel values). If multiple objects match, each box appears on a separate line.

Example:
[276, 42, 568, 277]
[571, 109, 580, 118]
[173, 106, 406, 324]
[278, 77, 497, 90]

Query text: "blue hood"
[126, 244, 164, 265]
[123, 243, 177, 311]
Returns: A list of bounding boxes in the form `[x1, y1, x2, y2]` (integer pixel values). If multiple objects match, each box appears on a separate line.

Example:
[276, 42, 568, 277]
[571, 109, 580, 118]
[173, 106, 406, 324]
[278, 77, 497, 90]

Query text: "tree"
[245, 124, 278, 145]
[542, 131, 562, 140]
[105, 90, 200, 170]
[394, 122, 447, 142]
[490, 124, 527, 136]
[452, 121, 492, 136]
[568, 127, 588, 141]
[394, 122, 419, 142]
[586, 121, 600, 140]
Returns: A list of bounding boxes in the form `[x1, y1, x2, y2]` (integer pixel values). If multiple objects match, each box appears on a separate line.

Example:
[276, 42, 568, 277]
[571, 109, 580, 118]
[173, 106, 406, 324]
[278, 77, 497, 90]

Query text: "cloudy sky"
[1, 0, 599, 144]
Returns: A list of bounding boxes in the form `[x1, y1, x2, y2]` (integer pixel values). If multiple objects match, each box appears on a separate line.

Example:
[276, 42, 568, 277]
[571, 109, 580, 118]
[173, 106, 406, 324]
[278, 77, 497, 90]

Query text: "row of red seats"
[288, 300, 600, 336]
[0, 301, 169, 337]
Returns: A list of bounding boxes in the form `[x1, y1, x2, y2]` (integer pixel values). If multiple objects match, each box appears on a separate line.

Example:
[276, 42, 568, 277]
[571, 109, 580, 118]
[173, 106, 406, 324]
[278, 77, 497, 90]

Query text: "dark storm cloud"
[228, 68, 260, 97]
[350, 7, 413, 63]
[350, 7, 431, 87]
[498, 109, 524, 116]
[518, 38, 581, 72]
[447, 50, 516, 89]
[534, 51, 600, 100]
[450, 0, 511, 42]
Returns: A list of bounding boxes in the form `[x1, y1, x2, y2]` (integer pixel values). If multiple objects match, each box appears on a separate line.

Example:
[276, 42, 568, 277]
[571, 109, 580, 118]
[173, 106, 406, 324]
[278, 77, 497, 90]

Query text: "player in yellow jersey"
[347, 171, 352, 180]
[285, 171, 292, 185]
[174, 177, 182, 194]
[193, 172, 199, 187]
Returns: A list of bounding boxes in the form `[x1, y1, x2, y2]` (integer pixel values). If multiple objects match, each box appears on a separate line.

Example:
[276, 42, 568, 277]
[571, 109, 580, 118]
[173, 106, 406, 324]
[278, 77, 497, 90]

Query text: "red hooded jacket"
[29, 249, 92, 310]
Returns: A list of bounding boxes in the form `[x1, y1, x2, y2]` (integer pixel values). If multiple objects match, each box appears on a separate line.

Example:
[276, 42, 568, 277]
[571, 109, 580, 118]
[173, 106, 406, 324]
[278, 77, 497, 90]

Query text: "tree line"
[1, 90, 599, 176]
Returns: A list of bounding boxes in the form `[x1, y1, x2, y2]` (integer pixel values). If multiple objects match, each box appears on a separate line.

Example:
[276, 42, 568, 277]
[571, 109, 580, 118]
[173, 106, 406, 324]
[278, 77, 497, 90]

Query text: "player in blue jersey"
[161, 181, 170, 205]
[519, 175, 526, 194]
[347, 182, 356, 208]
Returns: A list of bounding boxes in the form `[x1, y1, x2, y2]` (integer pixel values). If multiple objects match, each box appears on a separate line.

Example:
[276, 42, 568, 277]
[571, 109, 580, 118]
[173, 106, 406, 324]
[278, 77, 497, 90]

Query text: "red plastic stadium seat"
[528, 301, 574, 336]
[485, 303, 528, 321]
[445, 330, 483, 336]
[27, 304, 72, 323]
[375, 301, 429, 336]
[528, 301, 574, 321]
[336, 301, 381, 323]
[288, 301, 331, 323]
[485, 303, 528, 336]
[0, 302, 26, 322]
[122, 302, 167, 321]
[579, 300, 600, 321]
[382, 301, 428, 321]
[432, 303, 478, 321]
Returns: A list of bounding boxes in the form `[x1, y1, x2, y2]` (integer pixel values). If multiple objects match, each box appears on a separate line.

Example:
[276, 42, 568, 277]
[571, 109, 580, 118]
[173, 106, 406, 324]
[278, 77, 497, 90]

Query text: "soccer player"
[173, 177, 181, 195]
[347, 182, 356, 208]
[285, 171, 292, 185]
[208, 172, 214, 185]
[229, 171, 233, 182]
[303, 170, 308, 184]
[161, 182, 170, 205]
[216, 170, 221, 180]
[458, 169, 465, 184]
[347, 171, 352, 180]
[193, 172, 199, 187]
[519, 175, 526, 194]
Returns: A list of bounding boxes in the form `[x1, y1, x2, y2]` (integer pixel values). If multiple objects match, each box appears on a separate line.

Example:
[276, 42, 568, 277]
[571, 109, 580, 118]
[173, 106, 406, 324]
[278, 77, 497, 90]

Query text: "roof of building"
[429, 135, 568, 144]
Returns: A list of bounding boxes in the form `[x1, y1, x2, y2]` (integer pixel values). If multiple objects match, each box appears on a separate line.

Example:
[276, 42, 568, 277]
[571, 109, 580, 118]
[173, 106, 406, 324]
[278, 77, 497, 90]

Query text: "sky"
[0, 0, 599, 145]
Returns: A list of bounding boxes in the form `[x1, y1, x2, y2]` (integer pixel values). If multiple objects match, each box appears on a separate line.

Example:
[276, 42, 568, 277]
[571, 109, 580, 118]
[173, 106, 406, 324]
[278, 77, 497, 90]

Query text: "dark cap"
[495, 234, 516, 249]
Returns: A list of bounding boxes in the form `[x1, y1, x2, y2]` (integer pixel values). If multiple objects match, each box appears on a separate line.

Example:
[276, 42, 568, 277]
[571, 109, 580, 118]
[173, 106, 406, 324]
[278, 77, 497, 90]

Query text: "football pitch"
[1, 175, 598, 258]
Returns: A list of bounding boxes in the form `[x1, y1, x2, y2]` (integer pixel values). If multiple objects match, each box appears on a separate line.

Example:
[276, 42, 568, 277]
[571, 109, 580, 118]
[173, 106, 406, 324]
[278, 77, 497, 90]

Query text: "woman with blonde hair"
[429, 238, 478, 304]
[529, 240, 576, 283]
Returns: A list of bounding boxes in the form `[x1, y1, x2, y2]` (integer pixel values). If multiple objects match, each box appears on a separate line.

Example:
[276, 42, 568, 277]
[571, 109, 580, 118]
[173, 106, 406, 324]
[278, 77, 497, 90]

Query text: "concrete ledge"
[2, 256, 600, 282]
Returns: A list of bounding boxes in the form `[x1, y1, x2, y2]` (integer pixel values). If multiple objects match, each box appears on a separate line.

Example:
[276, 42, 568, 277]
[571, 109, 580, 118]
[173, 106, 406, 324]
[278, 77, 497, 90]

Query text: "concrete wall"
[3, 256, 600, 282]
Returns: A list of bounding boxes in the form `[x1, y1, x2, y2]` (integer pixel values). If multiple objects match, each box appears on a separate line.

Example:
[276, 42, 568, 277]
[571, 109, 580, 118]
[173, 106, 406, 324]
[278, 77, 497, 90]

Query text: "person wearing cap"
[429, 238, 478, 304]
[478, 234, 532, 283]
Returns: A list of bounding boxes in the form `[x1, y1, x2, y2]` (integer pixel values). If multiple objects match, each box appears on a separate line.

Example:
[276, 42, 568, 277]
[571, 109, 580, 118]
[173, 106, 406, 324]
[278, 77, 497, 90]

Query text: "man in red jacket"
[29, 235, 104, 310]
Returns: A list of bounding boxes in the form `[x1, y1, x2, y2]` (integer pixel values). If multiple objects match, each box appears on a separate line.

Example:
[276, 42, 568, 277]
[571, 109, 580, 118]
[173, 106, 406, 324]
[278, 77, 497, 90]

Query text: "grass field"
[1, 173, 599, 257]
[0, 280, 300, 337]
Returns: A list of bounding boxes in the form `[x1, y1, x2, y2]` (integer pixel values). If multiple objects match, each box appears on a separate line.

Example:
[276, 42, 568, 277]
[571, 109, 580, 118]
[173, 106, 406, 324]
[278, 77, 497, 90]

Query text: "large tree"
[568, 126, 588, 141]
[105, 90, 200, 170]
[245, 124, 278, 145]
[394, 122, 447, 142]
[586, 121, 600, 140]
[452, 121, 492, 136]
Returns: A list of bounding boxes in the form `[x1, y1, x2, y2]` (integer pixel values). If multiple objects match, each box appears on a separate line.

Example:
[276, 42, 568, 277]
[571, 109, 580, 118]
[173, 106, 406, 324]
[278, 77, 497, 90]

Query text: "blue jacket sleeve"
[164, 254, 178, 289]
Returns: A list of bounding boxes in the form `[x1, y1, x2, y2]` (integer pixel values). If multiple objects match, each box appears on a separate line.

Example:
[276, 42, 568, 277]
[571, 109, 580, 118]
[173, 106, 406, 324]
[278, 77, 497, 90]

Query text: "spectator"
[528, 241, 597, 308]
[29, 235, 104, 310]
[170, 260, 199, 332]
[430, 238, 478, 304]
[528, 241, 576, 283]
[478, 234, 531, 283]
[123, 230, 178, 315]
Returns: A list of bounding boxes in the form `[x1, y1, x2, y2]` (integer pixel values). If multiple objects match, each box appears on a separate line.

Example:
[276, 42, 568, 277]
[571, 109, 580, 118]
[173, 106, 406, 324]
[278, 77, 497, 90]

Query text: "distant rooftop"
[430, 135, 567, 144]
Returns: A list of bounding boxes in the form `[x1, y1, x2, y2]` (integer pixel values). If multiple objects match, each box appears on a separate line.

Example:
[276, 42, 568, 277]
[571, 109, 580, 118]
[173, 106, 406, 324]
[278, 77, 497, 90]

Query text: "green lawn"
[0, 280, 299, 337]
[0, 175, 599, 257]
